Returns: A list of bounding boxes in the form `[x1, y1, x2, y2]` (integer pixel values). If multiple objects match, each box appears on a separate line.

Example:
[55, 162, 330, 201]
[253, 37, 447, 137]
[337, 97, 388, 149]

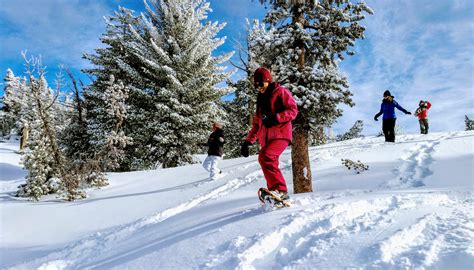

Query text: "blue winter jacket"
[376, 99, 409, 120]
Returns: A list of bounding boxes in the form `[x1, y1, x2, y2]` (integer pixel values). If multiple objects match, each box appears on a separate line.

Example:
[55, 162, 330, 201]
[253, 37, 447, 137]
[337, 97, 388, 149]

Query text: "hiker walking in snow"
[374, 90, 411, 142]
[240, 67, 298, 201]
[203, 122, 224, 180]
[415, 100, 431, 134]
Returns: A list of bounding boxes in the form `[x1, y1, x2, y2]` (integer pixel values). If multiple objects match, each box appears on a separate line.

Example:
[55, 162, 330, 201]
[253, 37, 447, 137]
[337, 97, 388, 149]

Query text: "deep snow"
[0, 131, 473, 269]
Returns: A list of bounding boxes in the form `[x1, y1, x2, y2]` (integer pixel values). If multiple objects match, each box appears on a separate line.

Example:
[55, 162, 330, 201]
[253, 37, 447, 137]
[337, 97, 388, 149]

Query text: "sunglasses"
[254, 81, 265, 89]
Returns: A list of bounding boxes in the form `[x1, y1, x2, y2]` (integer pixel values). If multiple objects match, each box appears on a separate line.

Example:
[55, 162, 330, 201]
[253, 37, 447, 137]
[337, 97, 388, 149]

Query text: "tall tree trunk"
[20, 127, 29, 150]
[292, 123, 312, 193]
[291, 2, 313, 193]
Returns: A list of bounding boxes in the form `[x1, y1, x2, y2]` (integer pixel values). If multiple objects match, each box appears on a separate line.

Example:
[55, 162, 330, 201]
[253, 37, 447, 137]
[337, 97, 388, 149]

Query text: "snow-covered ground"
[1, 131, 473, 269]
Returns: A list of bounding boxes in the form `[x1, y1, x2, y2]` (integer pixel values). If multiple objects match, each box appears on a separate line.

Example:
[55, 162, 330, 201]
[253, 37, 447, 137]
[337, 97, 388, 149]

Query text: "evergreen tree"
[16, 59, 70, 199]
[256, 0, 373, 193]
[0, 97, 8, 138]
[336, 120, 363, 141]
[123, 0, 232, 167]
[88, 75, 132, 171]
[465, 115, 474, 131]
[16, 56, 106, 201]
[83, 1, 232, 169]
[83, 7, 154, 170]
[2, 69, 29, 141]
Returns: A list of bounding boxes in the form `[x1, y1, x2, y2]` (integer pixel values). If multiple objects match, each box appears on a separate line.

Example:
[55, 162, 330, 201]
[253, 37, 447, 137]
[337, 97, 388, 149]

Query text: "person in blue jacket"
[374, 90, 411, 142]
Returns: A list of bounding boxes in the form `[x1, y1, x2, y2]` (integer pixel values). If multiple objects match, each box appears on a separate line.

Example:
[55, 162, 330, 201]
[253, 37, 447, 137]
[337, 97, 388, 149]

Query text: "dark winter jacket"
[246, 82, 298, 148]
[207, 128, 224, 157]
[375, 97, 409, 120]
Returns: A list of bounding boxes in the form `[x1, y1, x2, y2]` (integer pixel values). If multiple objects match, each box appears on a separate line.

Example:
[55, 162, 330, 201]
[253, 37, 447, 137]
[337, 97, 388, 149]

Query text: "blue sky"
[0, 0, 473, 135]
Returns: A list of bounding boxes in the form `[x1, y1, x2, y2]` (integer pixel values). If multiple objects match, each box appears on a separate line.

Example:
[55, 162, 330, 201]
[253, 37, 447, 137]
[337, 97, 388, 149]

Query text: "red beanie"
[254, 67, 273, 85]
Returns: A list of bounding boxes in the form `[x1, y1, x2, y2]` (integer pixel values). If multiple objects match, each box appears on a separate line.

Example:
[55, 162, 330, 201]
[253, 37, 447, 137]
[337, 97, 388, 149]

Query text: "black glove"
[374, 115, 378, 121]
[405, 111, 411, 115]
[262, 114, 279, 128]
[240, 141, 252, 157]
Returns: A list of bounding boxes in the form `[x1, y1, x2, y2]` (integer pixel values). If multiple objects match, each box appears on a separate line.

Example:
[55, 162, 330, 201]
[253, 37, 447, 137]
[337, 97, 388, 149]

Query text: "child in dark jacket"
[203, 122, 224, 180]
[415, 100, 431, 134]
[374, 90, 411, 142]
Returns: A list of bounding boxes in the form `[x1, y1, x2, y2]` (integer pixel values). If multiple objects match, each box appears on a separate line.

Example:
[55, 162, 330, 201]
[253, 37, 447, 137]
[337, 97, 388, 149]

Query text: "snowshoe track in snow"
[205, 192, 471, 270]
[14, 170, 265, 269]
[373, 199, 473, 268]
[387, 134, 451, 188]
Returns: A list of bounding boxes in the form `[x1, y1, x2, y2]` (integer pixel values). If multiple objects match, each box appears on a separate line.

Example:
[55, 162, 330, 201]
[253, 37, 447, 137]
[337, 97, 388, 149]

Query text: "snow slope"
[1, 131, 473, 269]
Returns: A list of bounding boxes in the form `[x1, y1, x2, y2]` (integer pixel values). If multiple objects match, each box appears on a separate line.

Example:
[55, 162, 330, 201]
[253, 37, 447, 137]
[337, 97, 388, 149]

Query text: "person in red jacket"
[415, 100, 431, 134]
[240, 67, 298, 201]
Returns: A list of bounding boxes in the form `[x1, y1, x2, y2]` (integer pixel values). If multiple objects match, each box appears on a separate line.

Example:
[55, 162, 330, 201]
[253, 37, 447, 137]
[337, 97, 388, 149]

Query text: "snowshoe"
[258, 188, 290, 208]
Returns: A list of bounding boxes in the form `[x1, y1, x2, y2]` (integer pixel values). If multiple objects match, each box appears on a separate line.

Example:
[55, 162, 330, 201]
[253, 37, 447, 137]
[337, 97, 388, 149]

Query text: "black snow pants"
[382, 118, 396, 142]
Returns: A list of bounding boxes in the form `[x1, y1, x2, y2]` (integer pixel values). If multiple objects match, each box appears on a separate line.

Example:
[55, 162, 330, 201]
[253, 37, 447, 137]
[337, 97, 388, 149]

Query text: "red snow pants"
[258, 139, 289, 192]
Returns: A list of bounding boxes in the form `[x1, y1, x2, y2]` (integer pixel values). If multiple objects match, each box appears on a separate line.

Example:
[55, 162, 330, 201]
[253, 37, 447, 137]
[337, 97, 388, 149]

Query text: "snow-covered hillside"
[1, 131, 473, 269]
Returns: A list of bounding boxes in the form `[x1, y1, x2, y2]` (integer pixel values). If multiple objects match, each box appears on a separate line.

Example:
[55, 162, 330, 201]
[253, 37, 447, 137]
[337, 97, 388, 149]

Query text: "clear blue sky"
[0, 0, 473, 135]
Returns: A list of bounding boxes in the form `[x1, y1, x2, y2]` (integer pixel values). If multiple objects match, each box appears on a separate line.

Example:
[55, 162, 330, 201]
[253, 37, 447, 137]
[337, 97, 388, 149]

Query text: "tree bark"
[291, 2, 313, 193]
[292, 123, 312, 193]
[20, 127, 29, 150]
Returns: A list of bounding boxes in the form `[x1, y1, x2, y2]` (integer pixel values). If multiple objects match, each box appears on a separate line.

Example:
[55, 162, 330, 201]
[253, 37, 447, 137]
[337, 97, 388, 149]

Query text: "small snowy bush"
[341, 159, 369, 174]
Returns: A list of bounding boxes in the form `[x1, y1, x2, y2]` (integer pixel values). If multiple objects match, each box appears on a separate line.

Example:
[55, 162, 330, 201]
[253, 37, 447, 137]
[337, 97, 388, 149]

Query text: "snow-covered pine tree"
[256, 0, 373, 193]
[122, 0, 233, 167]
[465, 115, 474, 131]
[83, 7, 143, 87]
[16, 57, 75, 200]
[0, 97, 8, 138]
[336, 120, 363, 141]
[83, 7, 154, 170]
[1, 69, 20, 137]
[2, 69, 30, 145]
[88, 75, 132, 171]
[16, 55, 107, 201]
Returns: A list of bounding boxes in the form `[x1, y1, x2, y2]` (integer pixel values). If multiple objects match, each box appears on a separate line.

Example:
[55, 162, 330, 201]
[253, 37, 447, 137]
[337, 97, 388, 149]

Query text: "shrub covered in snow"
[341, 158, 369, 174]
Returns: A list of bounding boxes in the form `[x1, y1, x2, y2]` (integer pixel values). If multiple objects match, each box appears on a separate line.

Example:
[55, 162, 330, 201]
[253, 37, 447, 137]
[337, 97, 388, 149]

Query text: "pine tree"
[83, 7, 154, 170]
[83, 1, 232, 169]
[122, 0, 232, 167]
[17, 55, 107, 201]
[0, 97, 8, 138]
[2, 69, 30, 143]
[336, 120, 363, 141]
[465, 115, 474, 131]
[16, 57, 71, 200]
[1, 69, 19, 137]
[88, 75, 132, 171]
[256, 0, 372, 193]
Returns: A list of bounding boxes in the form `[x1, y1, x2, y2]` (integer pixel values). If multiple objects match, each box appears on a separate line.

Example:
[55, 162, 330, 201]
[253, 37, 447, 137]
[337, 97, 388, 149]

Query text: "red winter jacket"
[246, 83, 298, 148]
[415, 101, 431, 120]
